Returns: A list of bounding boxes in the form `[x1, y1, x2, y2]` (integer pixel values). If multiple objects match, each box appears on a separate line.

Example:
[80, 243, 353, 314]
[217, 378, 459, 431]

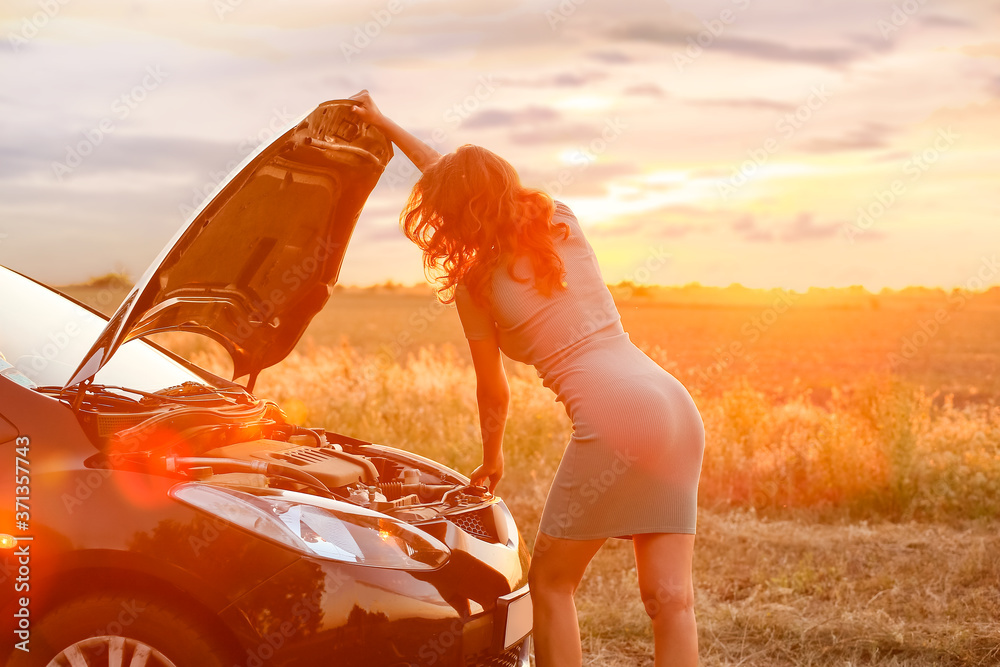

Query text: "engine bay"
[62, 381, 498, 528]
[188, 434, 493, 524]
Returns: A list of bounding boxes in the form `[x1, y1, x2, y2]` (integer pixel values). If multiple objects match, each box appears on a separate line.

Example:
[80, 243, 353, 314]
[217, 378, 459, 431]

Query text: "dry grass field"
[64, 277, 1000, 665]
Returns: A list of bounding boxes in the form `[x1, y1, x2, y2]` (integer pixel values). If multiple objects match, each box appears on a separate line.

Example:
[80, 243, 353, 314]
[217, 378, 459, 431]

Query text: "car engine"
[66, 381, 500, 531]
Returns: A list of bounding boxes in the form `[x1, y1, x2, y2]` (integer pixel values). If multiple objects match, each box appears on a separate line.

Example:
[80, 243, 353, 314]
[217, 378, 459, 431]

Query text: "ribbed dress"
[455, 201, 705, 540]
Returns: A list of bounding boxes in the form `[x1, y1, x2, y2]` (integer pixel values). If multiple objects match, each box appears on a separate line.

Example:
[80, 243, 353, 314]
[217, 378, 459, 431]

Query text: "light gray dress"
[455, 202, 705, 540]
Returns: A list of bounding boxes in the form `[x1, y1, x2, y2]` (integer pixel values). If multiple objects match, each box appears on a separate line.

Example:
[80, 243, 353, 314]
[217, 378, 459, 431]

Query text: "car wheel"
[8, 592, 235, 667]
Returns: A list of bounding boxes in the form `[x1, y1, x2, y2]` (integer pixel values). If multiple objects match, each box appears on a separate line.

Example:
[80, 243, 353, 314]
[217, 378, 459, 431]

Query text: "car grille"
[447, 508, 498, 543]
[468, 642, 524, 667]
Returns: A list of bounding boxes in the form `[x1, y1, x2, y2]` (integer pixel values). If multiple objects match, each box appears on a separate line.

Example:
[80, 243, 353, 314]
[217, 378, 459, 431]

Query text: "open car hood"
[64, 99, 393, 389]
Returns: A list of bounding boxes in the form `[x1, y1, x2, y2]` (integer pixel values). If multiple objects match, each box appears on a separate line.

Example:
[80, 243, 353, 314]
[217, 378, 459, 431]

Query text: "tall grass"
[183, 341, 1000, 524]
[176, 340, 1000, 665]
[697, 376, 1000, 520]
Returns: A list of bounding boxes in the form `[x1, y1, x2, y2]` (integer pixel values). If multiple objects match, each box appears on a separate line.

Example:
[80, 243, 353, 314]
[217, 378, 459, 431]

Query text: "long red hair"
[401, 144, 568, 305]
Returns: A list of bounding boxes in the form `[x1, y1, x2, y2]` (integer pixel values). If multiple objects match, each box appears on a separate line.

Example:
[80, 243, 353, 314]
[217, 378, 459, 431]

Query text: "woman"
[350, 90, 705, 667]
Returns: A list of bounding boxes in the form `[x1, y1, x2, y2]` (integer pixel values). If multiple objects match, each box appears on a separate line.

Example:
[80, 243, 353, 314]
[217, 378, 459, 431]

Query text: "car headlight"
[170, 483, 450, 570]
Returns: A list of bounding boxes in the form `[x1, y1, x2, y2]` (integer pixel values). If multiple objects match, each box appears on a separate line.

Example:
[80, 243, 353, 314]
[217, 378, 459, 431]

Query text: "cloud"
[586, 204, 722, 238]
[597, 221, 696, 238]
[607, 21, 877, 68]
[462, 106, 562, 130]
[0, 177, 207, 283]
[495, 71, 608, 88]
[920, 13, 974, 29]
[687, 35, 865, 68]
[731, 214, 844, 243]
[1, 0, 993, 291]
[354, 224, 404, 243]
[520, 162, 638, 196]
[778, 214, 841, 242]
[732, 216, 773, 242]
[799, 123, 893, 153]
[0, 133, 237, 181]
[688, 96, 794, 112]
[508, 123, 604, 146]
[623, 83, 667, 97]
[587, 50, 634, 64]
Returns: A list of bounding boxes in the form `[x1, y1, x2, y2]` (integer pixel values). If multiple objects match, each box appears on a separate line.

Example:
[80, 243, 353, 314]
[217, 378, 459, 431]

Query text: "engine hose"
[379, 481, 455, 502]
[291, 426, 325, 448]
[166, 456, 337, 499]
[380, 481, 403, 500]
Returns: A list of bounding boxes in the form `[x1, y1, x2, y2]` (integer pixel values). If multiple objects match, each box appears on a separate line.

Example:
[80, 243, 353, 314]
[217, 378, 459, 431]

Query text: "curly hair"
[400, 144, 569, 305]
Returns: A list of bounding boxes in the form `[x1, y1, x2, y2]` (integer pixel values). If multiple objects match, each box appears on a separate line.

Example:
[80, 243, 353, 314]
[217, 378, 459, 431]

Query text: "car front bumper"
[218, 513, 532, 667]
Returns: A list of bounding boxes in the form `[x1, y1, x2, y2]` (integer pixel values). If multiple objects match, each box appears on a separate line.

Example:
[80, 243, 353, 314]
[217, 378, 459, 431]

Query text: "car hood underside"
[64, 100, 393, 389]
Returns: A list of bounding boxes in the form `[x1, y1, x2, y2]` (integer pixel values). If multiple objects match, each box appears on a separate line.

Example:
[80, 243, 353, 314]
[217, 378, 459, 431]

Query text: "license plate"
[497, 586, 532, 649]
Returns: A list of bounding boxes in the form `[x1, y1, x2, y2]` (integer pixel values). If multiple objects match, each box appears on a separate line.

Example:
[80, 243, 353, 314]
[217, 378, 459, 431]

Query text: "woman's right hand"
[470, 454, 504, 495]
[348, 88, 442, 172]
[349, 89, 386, 129]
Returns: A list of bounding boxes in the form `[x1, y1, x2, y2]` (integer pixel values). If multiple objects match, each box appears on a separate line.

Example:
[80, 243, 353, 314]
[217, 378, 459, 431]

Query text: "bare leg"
[633, 533, 698, 667]
[529, 532, 607, 667]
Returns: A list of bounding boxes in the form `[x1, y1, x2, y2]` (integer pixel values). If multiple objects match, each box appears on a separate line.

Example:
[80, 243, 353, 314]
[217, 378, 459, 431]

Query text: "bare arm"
[466, 337, 509, 493]
[349, 89, 441, 173]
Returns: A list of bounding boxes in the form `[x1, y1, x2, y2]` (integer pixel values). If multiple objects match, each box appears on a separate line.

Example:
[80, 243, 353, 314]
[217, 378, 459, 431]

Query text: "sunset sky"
[1, 0, 998, 291]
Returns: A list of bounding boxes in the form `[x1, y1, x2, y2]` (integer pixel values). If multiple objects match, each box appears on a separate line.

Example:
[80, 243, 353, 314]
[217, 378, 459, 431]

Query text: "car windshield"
[0, 266, 211, 392]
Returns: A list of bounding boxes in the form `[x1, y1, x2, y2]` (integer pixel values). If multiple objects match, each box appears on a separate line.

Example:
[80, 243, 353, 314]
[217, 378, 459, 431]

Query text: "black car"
[0, 99, 531, 667]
